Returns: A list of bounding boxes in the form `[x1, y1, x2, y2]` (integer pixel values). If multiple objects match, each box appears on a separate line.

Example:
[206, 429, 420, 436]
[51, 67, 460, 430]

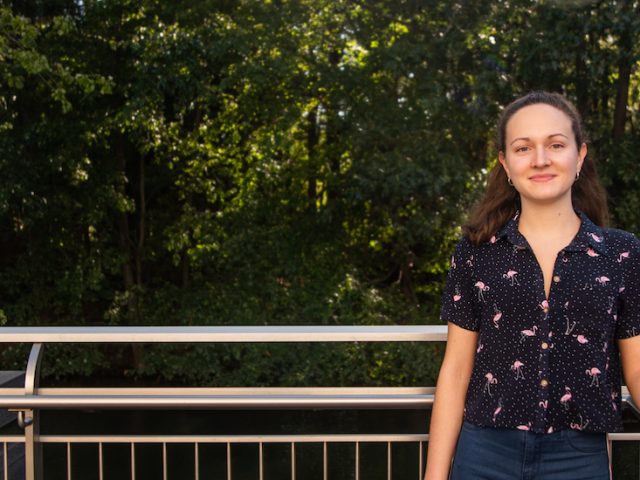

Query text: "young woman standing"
[424, 92, 640, 480]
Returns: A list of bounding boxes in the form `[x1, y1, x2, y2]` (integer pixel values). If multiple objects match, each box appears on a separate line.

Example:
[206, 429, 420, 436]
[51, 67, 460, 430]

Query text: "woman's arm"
[618, 335, 640, 407]
[424, 322, 478, 480]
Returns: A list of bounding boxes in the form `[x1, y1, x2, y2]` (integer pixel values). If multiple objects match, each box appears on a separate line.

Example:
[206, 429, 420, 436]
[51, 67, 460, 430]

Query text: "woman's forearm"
[423, 365, 469, 480]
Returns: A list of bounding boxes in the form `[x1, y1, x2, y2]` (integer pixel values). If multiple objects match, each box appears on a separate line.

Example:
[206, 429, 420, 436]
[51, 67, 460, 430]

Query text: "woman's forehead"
[506, 104, 574, 140]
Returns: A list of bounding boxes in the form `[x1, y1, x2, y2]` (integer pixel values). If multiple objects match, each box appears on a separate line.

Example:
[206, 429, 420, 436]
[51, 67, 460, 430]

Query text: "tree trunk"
[612, 59, 631, 140]
[115, 137, 143, 371]
[612, 5, 634, 140]
[116, 139, 135, 292]
[135, 152, 146, 286]
[307, 106, 319, 209]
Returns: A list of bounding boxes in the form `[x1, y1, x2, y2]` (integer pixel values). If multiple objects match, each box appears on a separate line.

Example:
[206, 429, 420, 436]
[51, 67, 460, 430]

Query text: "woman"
[424, 91, 640, 480]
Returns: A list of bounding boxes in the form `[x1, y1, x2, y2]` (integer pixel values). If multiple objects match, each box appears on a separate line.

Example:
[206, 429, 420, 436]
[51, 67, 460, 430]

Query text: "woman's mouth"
[529, 174, 556, 182]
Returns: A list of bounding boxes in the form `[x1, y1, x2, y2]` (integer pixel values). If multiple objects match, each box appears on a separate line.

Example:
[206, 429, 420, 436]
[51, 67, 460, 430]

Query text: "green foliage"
[0, 0, 639, 385]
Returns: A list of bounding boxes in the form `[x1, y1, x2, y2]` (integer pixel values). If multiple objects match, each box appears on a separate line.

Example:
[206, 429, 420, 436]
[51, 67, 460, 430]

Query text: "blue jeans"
[450, 421, 610, 480]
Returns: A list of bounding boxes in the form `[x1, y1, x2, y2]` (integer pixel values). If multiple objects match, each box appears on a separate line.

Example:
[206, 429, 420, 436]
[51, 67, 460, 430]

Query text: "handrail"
[0, 325, 447, 343]
[1, 326, 639, 480]
[0, 393, 434, 409]
[0, 387, 632, 410]
[0, 325, 446, 480]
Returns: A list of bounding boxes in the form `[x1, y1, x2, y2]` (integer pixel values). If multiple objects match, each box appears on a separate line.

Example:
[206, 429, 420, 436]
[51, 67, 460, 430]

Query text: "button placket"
[533, 302, 552, 432]
[534, 252, 567, 432]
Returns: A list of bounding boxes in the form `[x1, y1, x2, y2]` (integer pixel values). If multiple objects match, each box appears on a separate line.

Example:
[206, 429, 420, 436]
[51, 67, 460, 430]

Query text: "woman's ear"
[577, 143, 587, 173]
[498, 151, 510, 178]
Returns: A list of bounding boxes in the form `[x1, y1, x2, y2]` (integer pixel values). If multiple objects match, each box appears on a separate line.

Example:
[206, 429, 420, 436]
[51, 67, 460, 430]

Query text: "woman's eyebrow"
[509, 133, 569, 146]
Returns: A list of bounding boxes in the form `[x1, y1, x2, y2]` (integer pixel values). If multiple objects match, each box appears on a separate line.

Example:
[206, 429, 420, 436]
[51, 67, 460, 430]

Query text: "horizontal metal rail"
[0, 386, 633, 411]
[0, 387, 433, 395]
[4, 432, 640, 443]
[0, 325, 447, 343]
[10, 433, 640, 443]
[0, 393, 434, 409]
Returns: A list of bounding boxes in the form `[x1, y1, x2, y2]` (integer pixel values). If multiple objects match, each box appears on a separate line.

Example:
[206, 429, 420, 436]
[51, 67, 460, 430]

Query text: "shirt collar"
[494, 210, 608, 256]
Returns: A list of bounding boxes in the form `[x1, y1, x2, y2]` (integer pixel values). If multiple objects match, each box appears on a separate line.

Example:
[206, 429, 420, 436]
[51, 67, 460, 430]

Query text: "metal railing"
[0, 326, 637, 480]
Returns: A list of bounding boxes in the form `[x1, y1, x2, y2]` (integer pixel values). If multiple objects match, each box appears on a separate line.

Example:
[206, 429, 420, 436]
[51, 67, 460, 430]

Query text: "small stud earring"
[508, 177, 514, 186]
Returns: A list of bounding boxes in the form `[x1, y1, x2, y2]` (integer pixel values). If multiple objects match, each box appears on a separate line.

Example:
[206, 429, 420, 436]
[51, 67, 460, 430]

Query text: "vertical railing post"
[21, 343, 44, 480]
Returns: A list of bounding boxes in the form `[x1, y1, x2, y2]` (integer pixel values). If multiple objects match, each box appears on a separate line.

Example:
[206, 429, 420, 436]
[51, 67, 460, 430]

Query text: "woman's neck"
[518, 202, 581, 240]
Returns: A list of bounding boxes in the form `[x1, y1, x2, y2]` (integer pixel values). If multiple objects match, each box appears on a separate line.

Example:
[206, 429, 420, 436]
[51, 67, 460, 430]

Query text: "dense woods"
[1, 0, 639, 384]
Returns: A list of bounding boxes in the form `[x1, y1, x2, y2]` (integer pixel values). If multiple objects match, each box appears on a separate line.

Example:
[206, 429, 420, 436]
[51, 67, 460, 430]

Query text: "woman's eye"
[515, 146, 530, 153]
[550, 143, 564, 150]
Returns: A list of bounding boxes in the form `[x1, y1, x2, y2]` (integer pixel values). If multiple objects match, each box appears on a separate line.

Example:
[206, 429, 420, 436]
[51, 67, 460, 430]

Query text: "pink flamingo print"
[611, 391, 619, 412]
[492, 304, 502, 329]
[453, 286, 462, 304]
[547, 426, 554, 434]
[450, 255, 457, 269]
[570, 414, 589, 431]
[476, 342, 483, 353]
[502, 270, 520, 286]
[466, 255, 474, 267]
[490, 235, 497, 244]
[475, 281, 489, 302]
[575, 334, 588, 344]
[560, 386, 572, 410]
[586, 367, 601, 386]
[539, 400, 548, 409]
[582, 282, 593, 291]
[492, 398, 502, 422]
[517, 423, 531, 431]
[513, 245, 526, 254]
[520, 325, 538, 343]
[586, 248, 599, 257]
[588, 232, 603, 243]
[564, 316, 576, 335]
[595, 276, 610, 286]
[511, 360, 525, 380]
[607, 296, 615, 314]
[484, 373, 498, 396]
[618, 251, 630, 263]
[539, 300, 549, 312]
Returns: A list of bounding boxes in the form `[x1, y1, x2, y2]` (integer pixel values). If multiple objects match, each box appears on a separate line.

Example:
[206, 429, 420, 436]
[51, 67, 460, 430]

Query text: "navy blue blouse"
[441, 211, 640, 434]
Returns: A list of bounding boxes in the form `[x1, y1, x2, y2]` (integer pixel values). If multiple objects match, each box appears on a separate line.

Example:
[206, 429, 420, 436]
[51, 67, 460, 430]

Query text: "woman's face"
[498, 103, 587, 209]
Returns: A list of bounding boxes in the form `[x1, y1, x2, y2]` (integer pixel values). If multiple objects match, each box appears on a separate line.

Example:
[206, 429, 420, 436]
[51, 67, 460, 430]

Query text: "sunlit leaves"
[0, 0, 639, 384]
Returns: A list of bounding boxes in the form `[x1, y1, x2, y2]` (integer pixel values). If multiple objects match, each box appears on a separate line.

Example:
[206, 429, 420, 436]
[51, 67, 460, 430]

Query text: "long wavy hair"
[463, 91, 609, 244]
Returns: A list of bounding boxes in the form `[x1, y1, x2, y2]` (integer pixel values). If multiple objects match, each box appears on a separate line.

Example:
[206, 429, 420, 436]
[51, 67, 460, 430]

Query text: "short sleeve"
[616, 235, 640, 340]
[440, 237, 479, 331]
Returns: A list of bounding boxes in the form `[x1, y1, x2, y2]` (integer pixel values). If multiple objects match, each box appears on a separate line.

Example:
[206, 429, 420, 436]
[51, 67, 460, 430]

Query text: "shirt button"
[553, 275, 560, 283]
[540, 379, 549, 387]
[543, 307, 549, 314]
[541, 342, 549, 350]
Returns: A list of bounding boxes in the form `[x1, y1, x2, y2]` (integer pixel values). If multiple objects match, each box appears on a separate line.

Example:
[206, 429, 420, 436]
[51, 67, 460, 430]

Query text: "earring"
[508, 177, 514, 186]
[575, 171, 580, 181]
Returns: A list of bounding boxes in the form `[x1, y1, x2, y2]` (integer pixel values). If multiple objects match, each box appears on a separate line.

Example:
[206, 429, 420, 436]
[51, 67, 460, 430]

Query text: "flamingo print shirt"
[442, 210, 640, 434]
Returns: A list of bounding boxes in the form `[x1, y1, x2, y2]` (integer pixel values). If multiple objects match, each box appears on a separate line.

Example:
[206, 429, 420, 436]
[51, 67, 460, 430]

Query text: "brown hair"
[463, 91, 609, 244]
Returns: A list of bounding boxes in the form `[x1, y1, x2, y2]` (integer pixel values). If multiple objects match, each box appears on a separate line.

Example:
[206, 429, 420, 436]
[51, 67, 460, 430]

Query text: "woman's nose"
[531, 146, 549, 167]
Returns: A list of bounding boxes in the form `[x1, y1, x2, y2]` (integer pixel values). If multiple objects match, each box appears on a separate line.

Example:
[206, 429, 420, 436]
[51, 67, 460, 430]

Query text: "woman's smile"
[529, 174, 556, 182]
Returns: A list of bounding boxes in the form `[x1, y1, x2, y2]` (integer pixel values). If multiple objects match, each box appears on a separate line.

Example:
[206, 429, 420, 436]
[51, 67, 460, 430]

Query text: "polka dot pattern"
[441, 210, 640, 434]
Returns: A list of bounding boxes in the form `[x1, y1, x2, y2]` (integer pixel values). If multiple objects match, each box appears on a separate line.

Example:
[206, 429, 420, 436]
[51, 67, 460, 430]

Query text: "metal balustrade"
[0, 326, 638, 479]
